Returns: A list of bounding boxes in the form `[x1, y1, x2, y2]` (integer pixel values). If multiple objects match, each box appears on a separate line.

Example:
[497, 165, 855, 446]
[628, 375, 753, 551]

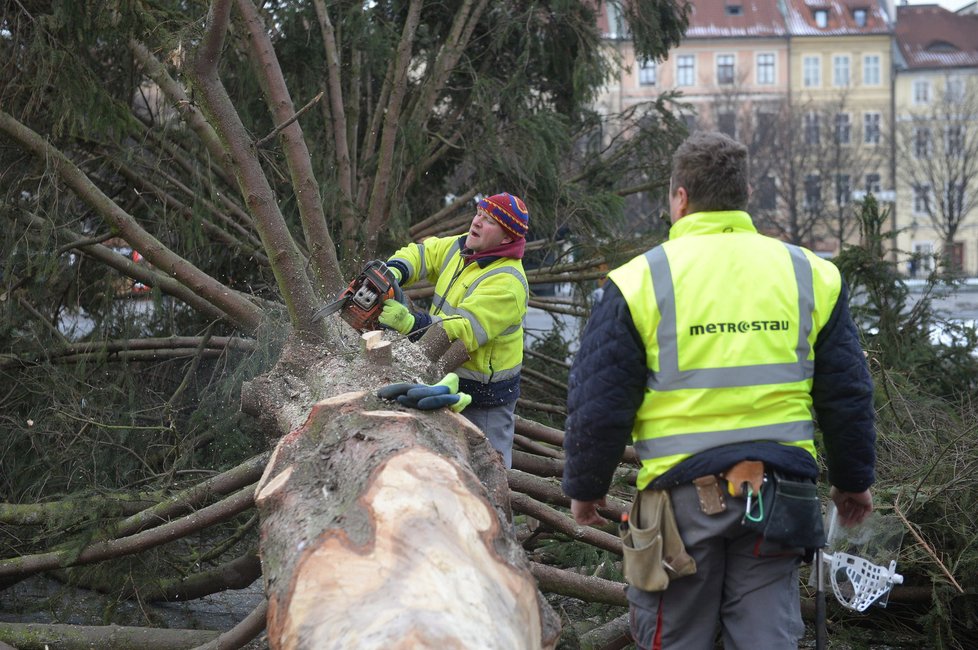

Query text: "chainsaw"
[313, 260, 404, 332]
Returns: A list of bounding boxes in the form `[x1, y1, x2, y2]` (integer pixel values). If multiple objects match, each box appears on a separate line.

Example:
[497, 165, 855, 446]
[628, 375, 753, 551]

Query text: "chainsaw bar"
[312, 294, 349, 321]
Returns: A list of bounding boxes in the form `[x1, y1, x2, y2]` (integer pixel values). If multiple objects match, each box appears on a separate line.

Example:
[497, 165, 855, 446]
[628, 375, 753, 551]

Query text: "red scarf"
[461, 237, 526, 264]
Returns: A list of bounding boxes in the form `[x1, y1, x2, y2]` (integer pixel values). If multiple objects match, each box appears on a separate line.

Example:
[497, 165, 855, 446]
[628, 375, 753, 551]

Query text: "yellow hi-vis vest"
[389, 235, 528, 385]
[608, 211, 842, 490]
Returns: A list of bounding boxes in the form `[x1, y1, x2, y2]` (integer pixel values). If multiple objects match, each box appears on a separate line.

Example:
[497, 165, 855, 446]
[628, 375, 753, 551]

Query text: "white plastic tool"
[820, 550, 904, 612]
[819, 502, 905, 612]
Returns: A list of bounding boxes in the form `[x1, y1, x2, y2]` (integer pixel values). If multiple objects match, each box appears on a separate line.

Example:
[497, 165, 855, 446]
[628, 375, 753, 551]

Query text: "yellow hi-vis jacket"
[388, 235, 528, 388]
[608, 211, 842, 490]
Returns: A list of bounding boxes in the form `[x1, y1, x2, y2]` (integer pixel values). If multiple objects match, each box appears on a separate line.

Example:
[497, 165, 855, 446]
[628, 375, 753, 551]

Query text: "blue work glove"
[376, 373, 472, 413]
[378, 299, 414, 334]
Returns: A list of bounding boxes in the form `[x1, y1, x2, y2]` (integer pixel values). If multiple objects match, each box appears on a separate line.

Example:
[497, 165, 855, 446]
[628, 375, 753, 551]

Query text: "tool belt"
[620, 489, 697, 592]
[694, 461, 826, 549]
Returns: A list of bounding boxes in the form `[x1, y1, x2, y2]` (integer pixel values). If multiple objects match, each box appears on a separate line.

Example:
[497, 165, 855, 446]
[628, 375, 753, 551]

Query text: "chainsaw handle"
[391, 279, 404, 305]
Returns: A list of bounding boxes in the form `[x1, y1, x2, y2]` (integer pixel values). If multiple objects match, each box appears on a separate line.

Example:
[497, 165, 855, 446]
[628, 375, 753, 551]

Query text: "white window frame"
[913, 126, 932, 159]
[638, 59, 657, 86]
[913, 79, 931, 105]
[803, 56, 821, 88]
[946, 181, 966, 215]
[756, 52, 775, 85]
[716, 53, 736, 85]
[945, 124, 965, 157]
[863, 112, 881, 145]
[804, 112, 820, 145]
[835, 112, 852, 145]
[677, 54, 696, 87]
[836, 174, 851, 206]
[946, 76, 965, 103]
[865, 172, 881, 194]
[833, 55, 851, 87]
[913, 184, 932, 215]
[911, 241, 936, 276]
[862, 54, 881, 86]
[814, 9, 829, 28]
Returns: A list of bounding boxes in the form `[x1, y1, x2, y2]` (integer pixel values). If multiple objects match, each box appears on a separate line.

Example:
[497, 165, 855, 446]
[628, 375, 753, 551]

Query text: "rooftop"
[781, 0, 891, 36]
[684, 0, 788, 39]
[895, 4, 978, 69]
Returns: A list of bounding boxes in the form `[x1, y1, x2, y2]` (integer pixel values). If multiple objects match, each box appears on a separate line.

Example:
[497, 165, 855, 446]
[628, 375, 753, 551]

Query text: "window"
[833, 55, 851, 87]
[814, 9, 829, 28]
[853, 8, 867, 27]
[803, 56, 821, 88]
[717, 54, 735, 85]
[804, 175, 822, 209]
[755, 110, 777, 146]
[949, 242, 965, 272]
[865, 173, 881, 194]
[835, 113, 851, 144]
[913, 184, 931, 214]
[718, 112, 737, 138]
[682, 113, 697, 133]
[605, 2, 627, 39]
[638, 59, 656, 86]
[911, 241, 935, 277]
[756, 53, 775, 85]
[756, 176, 777, 210]
[863, 54, 881, 86]
[946, 182, 965, 215]
[864, 112, 881, 145]
[946, 77, 965, 103]
[677, 55, 695, 86]
[913, 79, 930, 104]
[913, 127, 932, 159]
[836, 174, 851, 206]
[725, 4, 743, 16]
[804, 112, 820, 145]
[946, 125, 965, 157]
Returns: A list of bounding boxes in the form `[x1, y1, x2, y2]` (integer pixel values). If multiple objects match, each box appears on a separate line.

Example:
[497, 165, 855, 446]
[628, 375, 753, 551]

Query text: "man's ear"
[502, 236, 513, 245]
[676, 186, 690, 216]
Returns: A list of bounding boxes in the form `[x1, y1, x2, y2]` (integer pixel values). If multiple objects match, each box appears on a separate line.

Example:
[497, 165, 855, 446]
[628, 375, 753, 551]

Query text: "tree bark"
[253, 387, 560, 649]
[0, 623, 218, 650]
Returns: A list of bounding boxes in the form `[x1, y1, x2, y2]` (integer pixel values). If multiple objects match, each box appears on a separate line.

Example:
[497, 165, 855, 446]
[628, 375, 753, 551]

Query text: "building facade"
[595, 0, 978, 275]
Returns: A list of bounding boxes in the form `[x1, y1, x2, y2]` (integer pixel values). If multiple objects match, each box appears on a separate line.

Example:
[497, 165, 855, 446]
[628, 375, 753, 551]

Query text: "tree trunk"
[0, 623, 218, 650]
[246, 332, 560, 649]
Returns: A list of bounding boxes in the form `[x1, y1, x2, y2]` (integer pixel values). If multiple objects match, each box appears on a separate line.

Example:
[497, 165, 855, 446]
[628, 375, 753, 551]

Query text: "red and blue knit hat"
[478, 192, 529, 239]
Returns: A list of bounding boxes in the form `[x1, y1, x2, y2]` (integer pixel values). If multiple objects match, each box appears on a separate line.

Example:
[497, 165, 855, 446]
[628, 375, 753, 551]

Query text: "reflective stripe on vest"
[633, 420, 814, 459]
[646, 242, 815, 391]
[431, 266, 529, 344]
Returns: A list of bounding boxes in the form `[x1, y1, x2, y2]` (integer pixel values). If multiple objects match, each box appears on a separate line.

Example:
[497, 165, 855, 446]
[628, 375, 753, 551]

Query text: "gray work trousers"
[461, 400, 517, 468]
[628, 481, 805, 650]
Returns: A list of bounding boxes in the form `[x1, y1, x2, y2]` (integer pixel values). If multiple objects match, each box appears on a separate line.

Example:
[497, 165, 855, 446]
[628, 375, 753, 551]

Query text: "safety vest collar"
[670, 211, 756, 239]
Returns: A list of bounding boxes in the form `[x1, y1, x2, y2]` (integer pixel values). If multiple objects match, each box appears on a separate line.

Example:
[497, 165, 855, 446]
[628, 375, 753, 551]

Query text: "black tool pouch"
[742, 472, 825, 549]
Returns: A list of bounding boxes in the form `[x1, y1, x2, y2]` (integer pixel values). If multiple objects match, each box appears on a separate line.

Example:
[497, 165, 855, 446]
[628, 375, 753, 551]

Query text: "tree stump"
[254, 389, 560, 649]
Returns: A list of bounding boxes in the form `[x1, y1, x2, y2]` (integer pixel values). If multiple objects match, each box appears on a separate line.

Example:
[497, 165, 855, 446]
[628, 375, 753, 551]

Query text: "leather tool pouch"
[621, 490, 697, 592]
[742, 470, 826, 549]
[692, 475, 726, 514]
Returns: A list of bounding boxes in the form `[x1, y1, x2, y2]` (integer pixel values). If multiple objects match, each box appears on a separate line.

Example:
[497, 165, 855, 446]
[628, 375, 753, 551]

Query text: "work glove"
[378, 298, 415, 335]
[376, 373, 472, 413]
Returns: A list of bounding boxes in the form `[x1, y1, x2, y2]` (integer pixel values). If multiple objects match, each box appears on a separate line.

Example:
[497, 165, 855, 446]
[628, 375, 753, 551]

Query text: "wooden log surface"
[254, 390, 560, 649]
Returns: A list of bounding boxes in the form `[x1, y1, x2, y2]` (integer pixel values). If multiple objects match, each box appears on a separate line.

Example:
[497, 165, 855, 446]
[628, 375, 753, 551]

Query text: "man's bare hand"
[571, 498, 608, 526]
[830, 486, 873, 527]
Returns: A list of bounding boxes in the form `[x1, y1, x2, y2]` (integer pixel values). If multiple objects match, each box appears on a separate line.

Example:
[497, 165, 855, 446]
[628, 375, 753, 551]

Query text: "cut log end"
[272, 449, 545, 649]
[256, 465, 293, 506]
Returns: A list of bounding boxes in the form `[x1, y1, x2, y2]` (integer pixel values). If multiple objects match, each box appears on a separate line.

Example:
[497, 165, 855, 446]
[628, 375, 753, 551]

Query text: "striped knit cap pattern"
[478, 192, 529, 239]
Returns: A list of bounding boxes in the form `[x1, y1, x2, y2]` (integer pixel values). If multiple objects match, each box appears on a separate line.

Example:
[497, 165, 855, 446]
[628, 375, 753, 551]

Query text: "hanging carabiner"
[743, 483, 764, 523]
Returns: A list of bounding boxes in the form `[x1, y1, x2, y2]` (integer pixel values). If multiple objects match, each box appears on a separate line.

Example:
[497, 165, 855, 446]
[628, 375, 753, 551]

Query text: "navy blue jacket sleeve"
[562, 281, 647, 501]
[811, 281, 877, 493]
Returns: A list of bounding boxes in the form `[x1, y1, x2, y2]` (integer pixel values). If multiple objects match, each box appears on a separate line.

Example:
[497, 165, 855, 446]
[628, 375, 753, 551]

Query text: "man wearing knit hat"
[380, 192, 530, 468]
